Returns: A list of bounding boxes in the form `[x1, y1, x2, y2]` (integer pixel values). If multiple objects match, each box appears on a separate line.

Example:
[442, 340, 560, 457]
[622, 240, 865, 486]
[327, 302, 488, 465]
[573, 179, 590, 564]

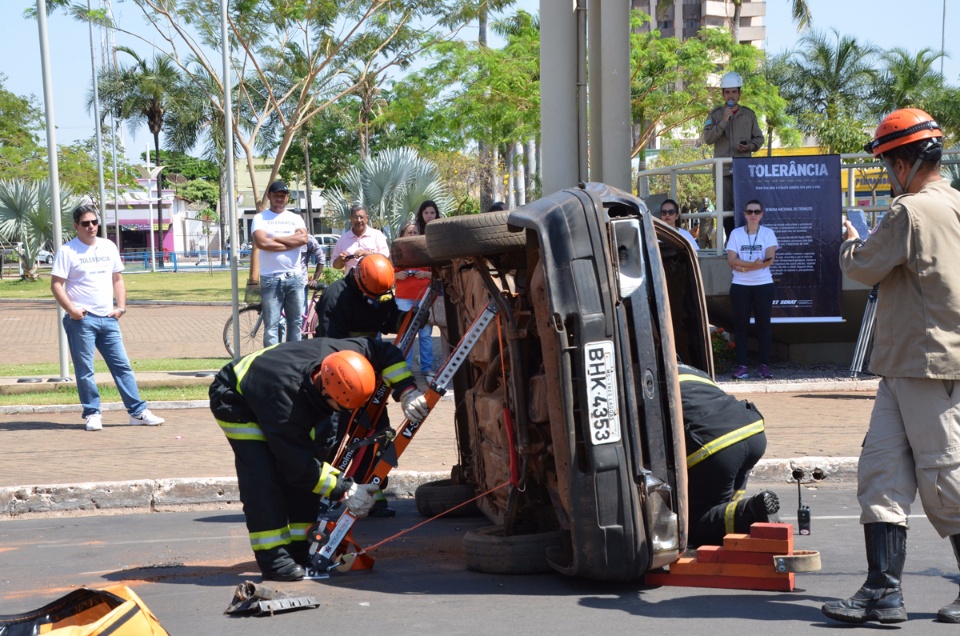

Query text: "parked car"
[391, 182, 712, 581]
[36, 249, 54, 265]
[313, 233, 339, 264]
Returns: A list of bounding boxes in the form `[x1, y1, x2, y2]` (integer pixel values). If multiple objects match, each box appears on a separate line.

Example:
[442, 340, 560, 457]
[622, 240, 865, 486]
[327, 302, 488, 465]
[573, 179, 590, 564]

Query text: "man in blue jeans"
[252, 180, 309, 346]
[50, 204, 164, 431]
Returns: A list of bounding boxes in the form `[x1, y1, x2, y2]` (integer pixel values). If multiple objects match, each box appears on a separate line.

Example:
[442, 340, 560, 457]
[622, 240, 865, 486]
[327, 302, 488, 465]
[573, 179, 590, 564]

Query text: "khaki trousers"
[858, 376, 960, 537]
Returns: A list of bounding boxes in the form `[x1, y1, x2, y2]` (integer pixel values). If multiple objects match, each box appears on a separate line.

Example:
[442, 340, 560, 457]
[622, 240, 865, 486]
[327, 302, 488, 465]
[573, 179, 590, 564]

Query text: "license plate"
[584, 340, 621, 445]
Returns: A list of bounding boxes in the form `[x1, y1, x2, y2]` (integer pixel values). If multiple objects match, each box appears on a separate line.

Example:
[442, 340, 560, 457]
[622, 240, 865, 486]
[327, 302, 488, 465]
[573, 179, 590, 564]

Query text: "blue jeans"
[261, 272, 305, 347]
[396, 297, 433, 374]
[62, 313, 145, 418]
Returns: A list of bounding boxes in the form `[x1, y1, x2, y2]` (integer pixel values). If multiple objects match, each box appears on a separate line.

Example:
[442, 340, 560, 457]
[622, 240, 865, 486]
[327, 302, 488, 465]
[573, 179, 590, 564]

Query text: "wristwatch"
[118, 307, 127, 315]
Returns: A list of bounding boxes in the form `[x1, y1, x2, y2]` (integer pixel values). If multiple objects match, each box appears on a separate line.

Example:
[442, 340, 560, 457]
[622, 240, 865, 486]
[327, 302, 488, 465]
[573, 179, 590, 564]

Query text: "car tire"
[462, 524, 563, 574]
[45, 255, 53, 265]
[414, 479, 481, 518]
[425, 212, 526, 261]
[391, 235, 443, 269]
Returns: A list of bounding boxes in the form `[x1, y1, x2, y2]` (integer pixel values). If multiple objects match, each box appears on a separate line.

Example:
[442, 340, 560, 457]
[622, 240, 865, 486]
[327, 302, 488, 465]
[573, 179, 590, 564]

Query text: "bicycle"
[223, 284, 325, 357]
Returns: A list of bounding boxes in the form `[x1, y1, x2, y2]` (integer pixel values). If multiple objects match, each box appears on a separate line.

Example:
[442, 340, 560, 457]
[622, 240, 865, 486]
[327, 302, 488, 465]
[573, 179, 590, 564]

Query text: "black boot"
[255, 546, 305, 582]
[745, 490, 780, 524]
[821, 523, 908, 624]
[286, 541, 311, 569]
[937, 534, 960, 623]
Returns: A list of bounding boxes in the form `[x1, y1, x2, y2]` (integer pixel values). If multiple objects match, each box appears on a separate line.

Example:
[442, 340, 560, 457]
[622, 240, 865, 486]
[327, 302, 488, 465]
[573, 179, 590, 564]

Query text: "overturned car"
[391, 183, 712, 581]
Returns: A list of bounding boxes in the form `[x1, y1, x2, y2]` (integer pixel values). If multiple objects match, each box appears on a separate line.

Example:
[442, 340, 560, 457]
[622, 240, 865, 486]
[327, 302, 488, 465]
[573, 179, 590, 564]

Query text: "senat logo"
[773, 300, 798, 305]
[747, 162, 829, 178]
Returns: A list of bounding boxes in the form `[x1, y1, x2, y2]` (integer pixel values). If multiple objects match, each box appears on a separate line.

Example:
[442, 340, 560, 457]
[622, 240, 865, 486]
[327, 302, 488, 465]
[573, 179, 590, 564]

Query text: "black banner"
[733, 155, 843, 322]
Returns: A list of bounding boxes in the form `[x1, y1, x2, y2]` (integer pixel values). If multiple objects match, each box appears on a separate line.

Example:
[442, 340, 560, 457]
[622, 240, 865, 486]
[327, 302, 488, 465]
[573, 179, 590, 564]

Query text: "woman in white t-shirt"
[725, 199, 778, 380]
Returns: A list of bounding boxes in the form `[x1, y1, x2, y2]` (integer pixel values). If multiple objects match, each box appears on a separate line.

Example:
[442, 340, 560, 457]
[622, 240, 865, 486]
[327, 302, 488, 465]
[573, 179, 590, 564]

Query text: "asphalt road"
[2, 485, 959, 634]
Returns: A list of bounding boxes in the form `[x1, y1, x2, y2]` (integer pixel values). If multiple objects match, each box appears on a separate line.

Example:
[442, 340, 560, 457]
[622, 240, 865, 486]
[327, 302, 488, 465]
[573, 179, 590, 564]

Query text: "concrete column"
[540, 0, 581, 193]
[587, 0, 603, 182]
[598, 0, 632, 192]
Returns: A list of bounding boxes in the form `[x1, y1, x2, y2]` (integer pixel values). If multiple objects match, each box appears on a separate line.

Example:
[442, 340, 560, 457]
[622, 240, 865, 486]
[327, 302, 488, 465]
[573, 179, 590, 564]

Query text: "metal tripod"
[850, 284, 879, 377]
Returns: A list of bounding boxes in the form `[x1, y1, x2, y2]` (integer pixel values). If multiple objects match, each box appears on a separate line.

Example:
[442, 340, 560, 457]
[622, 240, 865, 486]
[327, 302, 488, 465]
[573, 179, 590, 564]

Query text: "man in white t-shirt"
[252, 180, 309, 347]
[50, 204, 165, 431]
[331, 204, 390, 273]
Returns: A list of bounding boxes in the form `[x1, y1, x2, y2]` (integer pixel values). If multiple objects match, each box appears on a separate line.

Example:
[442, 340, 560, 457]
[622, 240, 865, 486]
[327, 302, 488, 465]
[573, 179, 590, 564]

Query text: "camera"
[407, 270, 417, 276]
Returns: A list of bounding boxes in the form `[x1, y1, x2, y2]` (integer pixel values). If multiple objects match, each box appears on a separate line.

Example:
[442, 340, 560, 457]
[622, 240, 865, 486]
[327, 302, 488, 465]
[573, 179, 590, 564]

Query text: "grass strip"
[0, 384, 211, 407]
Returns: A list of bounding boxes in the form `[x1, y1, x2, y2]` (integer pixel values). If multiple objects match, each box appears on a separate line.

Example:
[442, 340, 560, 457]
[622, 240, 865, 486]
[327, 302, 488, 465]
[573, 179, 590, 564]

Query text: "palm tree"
[873, 47, 945, 116]
[0, 179, 77, 280]
[95, 46, 188, 245]
[788, 29, 878, 123]
[323, 147, 454, 240]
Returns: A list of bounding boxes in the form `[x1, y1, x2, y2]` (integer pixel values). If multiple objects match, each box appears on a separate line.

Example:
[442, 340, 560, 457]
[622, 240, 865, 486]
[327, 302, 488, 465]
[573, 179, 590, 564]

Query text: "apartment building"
[634, 0, 766, 46]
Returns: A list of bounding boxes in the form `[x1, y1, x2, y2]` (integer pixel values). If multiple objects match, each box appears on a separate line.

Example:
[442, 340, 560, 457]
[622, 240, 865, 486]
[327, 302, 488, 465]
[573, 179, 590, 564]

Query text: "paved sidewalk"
[0, 300, 876, 517]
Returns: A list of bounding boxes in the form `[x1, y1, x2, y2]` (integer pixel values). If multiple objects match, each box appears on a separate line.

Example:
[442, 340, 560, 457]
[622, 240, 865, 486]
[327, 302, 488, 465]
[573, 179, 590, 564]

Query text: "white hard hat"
[720, 71, 743, 89]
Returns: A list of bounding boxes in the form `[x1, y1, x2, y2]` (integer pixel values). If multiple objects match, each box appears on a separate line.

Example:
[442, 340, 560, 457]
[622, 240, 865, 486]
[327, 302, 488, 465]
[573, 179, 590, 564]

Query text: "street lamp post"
[137, 164, 164, 273]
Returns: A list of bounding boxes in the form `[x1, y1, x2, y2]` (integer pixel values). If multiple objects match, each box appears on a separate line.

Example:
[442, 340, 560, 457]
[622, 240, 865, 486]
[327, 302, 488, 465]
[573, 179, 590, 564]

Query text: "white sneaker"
[129, 409, 164, 426]
[85, 413, 103, 431]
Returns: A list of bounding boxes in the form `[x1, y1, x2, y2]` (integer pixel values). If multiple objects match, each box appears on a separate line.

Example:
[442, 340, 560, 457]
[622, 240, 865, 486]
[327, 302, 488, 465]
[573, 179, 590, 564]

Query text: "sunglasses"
[79, 219, 99, 227]
[660, 209, 678, 216]
[744, 209, 763, 215]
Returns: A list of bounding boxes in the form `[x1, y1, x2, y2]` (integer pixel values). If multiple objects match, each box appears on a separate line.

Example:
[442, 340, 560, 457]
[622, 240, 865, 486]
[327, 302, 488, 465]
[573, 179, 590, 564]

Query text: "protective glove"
[400, 388, 429, 423]
[342, 483, 380, 517]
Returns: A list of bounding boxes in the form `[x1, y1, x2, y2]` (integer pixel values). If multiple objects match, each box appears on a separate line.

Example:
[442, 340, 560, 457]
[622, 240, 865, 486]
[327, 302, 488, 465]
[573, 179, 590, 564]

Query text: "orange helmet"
[865, 108, 942, 157]
[355, 253, 395, 298]
[317, 350, 376, 409]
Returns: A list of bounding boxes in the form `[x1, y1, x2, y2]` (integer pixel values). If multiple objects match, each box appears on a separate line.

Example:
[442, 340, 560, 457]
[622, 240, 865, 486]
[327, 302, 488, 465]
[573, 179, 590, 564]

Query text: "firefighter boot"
[745, 490, 780, 524]
[286, 540, 311, 569]
[255, 546, 306, 582]
[821, 523, 908, 624]
[936, 534, 960, 623]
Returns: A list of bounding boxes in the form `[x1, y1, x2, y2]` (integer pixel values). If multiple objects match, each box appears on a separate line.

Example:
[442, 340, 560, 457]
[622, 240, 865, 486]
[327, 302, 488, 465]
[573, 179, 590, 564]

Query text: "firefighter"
[822, 109, 960, 625]
[209, 337, 430, 581]
[313, 253, 403, 339]
[314, 253, 411, 516]
[679, 363, 780, 547]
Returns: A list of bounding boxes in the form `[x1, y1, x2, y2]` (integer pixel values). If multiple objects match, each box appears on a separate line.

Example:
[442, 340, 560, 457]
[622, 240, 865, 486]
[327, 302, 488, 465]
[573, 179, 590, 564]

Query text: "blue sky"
[1, 0, 957, 162]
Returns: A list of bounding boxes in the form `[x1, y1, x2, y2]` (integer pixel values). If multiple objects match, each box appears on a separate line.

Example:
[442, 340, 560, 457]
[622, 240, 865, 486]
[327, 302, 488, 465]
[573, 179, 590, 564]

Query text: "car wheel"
[391, 235, 444, 269]
[45, 255, 53, 264]
[414, 479, 481, 518]
[462, 524, 563, 574]
[425, 212, 526, 261]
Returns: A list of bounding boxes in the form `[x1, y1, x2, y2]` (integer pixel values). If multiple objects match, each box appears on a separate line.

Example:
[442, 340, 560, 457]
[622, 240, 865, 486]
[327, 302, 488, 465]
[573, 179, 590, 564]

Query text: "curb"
[0, 460, 858, 519]
[0, 470, 449, 519]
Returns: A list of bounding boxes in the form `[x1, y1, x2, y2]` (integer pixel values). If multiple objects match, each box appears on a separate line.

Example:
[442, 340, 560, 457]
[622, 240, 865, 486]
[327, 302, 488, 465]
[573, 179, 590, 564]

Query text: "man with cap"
[252, 180, 308, 346]
[209, 337, 430, 581]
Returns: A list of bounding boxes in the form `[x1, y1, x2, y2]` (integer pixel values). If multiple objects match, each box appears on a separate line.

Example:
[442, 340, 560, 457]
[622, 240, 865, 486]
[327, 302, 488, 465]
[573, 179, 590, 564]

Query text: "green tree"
[280, 107, 360, 193]
[648, 139, 714, 208]
[95, 46, 189, 237]
[0, 75, 46, 181]
[872, 48, 945, 118]
[783, 29, 878, 152]
[323, 147, 454, 239]
[630, 13, 786, 159]
[0, 180, 78, 280]
[178, 179, 220, 209]
[88, 0, 489, 213]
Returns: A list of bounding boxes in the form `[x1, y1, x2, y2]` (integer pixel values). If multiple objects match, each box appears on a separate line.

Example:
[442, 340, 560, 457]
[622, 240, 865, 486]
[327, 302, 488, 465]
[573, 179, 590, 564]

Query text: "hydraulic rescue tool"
[306, 300, 500, 577]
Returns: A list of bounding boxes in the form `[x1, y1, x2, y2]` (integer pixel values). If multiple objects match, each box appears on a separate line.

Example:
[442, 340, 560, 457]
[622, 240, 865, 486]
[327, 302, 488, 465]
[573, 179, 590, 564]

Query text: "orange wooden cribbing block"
[645, 571, 795, 592]
[644, 522, 797, 592]
[695, 545, 778, 566]
[723, 533, 793, 555]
